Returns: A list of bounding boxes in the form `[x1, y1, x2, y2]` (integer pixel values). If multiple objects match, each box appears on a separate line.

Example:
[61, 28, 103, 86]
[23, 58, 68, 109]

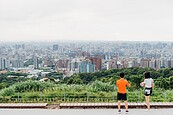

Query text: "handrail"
[0, 90, 172, 103]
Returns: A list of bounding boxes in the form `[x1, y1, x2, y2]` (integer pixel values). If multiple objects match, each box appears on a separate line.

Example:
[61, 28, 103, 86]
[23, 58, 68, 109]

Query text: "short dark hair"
[120, 72, 125, 78]
[144, 71, 150, 79]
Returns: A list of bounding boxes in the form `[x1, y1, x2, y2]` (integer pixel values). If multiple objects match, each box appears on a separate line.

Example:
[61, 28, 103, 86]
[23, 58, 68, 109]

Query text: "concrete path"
[0, 109, 173, 115]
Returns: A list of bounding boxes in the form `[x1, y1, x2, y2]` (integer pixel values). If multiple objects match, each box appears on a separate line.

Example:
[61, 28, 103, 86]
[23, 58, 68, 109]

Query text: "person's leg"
[123, 93, 128, 111]
[145, 96, 150, 110]
[118, 100, 121, 110]
[124, 101, 128, 110]
[118, 100, 121, 113]
[117, 93, 121, 110]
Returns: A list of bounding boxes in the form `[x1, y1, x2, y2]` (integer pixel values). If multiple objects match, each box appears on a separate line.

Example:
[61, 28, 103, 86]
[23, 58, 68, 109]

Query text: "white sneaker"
[145, 109, 150, 112]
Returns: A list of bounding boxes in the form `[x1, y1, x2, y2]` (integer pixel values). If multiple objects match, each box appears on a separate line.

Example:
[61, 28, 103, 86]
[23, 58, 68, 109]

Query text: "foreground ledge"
[59, 102, 173, 109]
[0, 103, 48, 109]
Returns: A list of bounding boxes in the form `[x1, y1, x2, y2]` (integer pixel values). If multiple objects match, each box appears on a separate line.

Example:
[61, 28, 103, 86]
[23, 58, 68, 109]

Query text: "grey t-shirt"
[144, 78, 154, 88]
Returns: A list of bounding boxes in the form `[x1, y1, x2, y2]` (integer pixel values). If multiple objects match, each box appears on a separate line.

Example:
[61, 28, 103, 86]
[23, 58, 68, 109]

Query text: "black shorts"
[144, 88, 152, 96]
[117, 93, 127, 101]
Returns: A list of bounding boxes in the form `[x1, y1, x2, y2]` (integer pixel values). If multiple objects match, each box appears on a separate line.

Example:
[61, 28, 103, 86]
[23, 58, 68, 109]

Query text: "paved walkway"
[0, 109, 173, 115]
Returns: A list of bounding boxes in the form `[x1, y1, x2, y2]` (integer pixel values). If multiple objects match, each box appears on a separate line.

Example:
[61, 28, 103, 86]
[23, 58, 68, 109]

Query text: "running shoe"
[118, 110, 121, 114]
[125, 110, 129, 114]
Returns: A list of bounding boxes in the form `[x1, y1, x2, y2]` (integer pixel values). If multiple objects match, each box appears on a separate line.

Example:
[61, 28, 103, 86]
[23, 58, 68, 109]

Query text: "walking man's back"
[116, 72, 130, 114]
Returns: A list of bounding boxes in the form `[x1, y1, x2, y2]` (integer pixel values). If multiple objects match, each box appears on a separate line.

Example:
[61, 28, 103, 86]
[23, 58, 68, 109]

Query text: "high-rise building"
[149, 59, 155, 69]
[107, 59, 118, 70]
[121, 59, 129, 68]
[132, 58, 139, 67]
[0, 58, 5, 70]
[164, 59, 169, 68]
[82, 51, 90, 58]
[155, 59, 161, 70]
[169, 58, 173, 68]
[53, 44, 59, 51]
[43, 57, 54, 67]
[68, 58, 81, 73]
[167, 59, 172, 68]
[79, 59, 95, 73]
[90, 57, 102, 71]
[140, 59, 150, 68]
[34, 57, 39, 69]
[11, 59, 24, 68]
[69, 51, 77, 58]
[56, 59, 69, 69]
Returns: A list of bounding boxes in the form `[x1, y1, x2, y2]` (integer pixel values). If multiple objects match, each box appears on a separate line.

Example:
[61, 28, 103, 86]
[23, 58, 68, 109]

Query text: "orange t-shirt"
[116, 78, 130, 94]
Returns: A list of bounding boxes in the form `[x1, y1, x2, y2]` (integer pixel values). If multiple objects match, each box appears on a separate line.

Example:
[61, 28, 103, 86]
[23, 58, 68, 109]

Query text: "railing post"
[40, 91, 42, 102]
[138, 90, 140, 102]
[163, 92, 166, 101]
[87, 93, 88, 102]
[17, 92, 20, 102]
[64, 92, 66, 102]
[112, 92, 114, 101]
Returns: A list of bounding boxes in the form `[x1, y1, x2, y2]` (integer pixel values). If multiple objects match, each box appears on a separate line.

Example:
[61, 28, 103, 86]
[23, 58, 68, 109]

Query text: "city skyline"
[0, 40, 173, 76]
[0, 0, 173, 42]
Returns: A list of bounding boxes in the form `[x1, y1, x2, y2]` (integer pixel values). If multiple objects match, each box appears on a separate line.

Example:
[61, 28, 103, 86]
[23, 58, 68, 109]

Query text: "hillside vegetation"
[0, 67, 173, 103]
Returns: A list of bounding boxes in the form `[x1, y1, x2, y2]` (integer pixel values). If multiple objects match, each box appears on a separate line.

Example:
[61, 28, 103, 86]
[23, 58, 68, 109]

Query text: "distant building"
[160, 58, 170, 68]
[0, 58, 5, 70]
[79, 59, 95, 73]
[53, 44, 59, 51]
[171, 59, 173, 68]
[43, 57, 54, 67]
[94, 53, 105, 59]
[160, 58, 165, 68]
[149, 59, 155, 69]
[0, 58, 10, 70]
[82, 51, 90, 58]
[56, 59, 69, 69]
[166, 59, 173, 68]
[68, 58, 81, 72]
[155, 59, 161, 70]
[121, 59, 129, 68]
[132, 58, 139, 67]
[34, 57, 39, 69]
[107, 59, 118, 70]
[69, 51, 77, 58]
[11, 59, 24, 68]
[90, 57, 102, 71]
[105, 52, 111, 60]
[101, 60, 108, 70]
[167, 59, 172, 68]
[140, 59, 150, 68]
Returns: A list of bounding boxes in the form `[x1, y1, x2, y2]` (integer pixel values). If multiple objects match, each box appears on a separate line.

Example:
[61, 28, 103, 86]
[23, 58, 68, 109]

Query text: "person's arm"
[152, 82, 154, 88]
[143, 79, 146, 87]
[116, 81, 118, 87]
[152, 79, 154, 88]
[127, 81, 131, 87]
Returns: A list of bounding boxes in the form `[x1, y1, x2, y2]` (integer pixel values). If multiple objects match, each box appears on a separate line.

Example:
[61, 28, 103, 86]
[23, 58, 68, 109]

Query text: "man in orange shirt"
[116, 72, 130, 114]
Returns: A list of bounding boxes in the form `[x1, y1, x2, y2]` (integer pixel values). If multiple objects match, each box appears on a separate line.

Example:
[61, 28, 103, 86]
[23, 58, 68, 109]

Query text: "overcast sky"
[0, 0, 173, 42]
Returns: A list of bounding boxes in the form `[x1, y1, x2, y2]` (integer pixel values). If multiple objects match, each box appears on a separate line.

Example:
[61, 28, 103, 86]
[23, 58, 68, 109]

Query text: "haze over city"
[0, 0, 173, 42]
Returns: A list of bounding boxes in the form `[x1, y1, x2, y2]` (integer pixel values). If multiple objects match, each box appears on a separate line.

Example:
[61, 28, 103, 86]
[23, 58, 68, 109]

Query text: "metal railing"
[0, 90, 173, 103]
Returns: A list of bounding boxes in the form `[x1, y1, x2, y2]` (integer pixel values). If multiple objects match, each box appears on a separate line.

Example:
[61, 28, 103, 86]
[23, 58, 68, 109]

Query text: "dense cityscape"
[1, 41, 173, 79]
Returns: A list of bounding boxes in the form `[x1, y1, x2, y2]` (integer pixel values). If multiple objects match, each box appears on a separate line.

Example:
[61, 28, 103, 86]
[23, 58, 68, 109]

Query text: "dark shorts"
[144, 88, 152, 96]
[117, 93, 127, 101]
